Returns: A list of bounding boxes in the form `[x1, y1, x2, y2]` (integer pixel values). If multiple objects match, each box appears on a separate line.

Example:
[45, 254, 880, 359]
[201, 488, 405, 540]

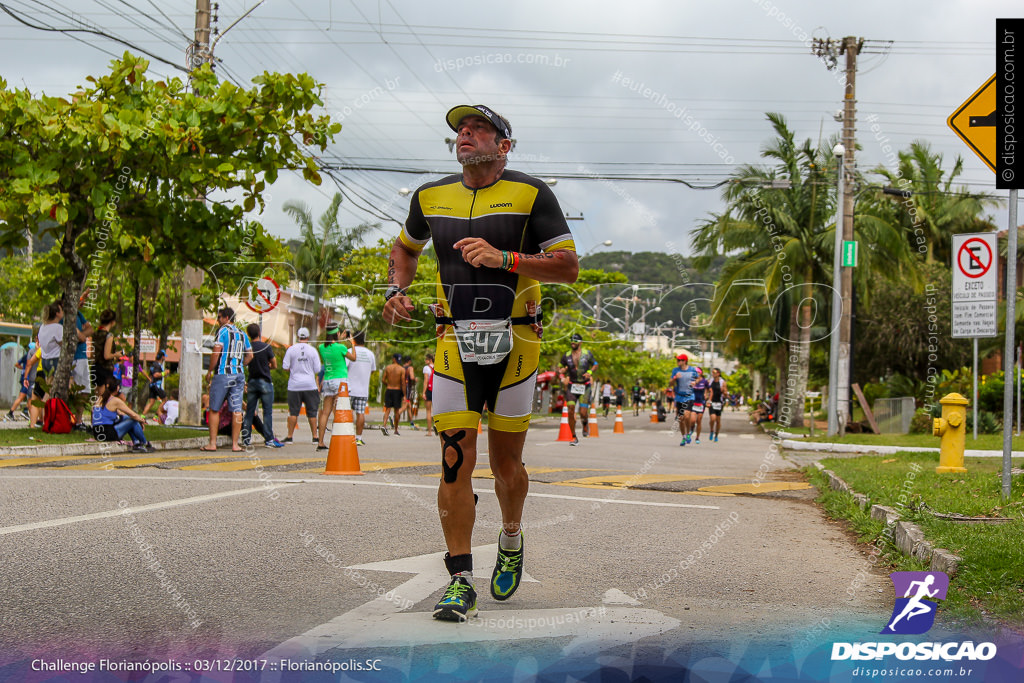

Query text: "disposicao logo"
[831, 571, 997, 662]
[882, 571, 948, 635]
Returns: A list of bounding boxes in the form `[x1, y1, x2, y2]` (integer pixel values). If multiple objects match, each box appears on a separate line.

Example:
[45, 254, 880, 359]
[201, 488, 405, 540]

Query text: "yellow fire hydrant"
[932, 392, 968, 474]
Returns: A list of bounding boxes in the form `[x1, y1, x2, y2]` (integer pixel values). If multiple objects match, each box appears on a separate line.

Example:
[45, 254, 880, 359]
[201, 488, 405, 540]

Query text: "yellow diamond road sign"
[948, 74, 997, 174]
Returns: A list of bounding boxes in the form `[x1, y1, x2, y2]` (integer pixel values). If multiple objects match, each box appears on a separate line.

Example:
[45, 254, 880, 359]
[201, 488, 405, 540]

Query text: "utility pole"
[178, 0, 212, 426]
[814, 35, 864, 435]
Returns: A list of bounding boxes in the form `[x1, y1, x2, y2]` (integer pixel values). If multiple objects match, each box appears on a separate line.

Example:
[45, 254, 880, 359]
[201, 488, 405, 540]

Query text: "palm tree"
[692, 113, 915, 429]
[283, 193, 373, 338]
[870, 141, 997, 264]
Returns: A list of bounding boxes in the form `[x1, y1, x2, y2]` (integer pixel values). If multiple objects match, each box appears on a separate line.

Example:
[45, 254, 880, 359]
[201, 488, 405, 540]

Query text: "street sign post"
[951, 233, 998, 339]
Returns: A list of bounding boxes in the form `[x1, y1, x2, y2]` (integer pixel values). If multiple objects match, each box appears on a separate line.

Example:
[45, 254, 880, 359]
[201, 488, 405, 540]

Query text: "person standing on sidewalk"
[379, 353, 406, 436]
[241, 323, 284, 448]
[282, 327, 321, 444]
[316, 326, 357, 451]
[383, 104, 578, 622]
[202, 307, 252, 452]
[346, 330, 376, 446]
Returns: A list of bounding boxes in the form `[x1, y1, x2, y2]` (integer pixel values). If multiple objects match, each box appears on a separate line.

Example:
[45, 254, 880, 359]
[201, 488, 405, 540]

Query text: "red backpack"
[43, 397, 73, 434]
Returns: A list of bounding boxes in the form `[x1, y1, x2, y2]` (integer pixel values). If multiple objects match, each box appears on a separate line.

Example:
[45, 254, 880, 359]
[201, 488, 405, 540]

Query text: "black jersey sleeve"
[527, 181, 575, 253]
[398, 188, 431, 253]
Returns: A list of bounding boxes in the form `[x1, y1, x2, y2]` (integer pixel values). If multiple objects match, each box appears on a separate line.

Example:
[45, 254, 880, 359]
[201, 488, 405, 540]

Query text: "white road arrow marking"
[262, 544, 679, 664]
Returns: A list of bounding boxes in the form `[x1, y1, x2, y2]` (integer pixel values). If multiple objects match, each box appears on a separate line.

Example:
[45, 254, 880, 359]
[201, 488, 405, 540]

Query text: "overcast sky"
[1, 0, 1018, 257]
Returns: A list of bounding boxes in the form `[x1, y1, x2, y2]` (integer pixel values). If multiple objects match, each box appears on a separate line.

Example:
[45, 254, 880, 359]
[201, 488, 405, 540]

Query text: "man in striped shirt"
[203, 307, 252, 452]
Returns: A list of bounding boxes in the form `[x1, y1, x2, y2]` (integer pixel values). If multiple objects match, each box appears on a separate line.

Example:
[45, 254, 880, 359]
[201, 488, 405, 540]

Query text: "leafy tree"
[283, 192, 373, 338]
[853, 261, 970, 383]
[0, 54, 340, 400]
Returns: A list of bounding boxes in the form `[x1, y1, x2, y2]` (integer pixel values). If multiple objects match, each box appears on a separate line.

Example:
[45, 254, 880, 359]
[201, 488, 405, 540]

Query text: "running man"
[380, 353, 406, 436]
[558, 333, 597, 445]
[707, 368, 727, 442]
[600, 380, 613, 418]
[383, 104, 578, 622]
[422, 352, 435, 436]
[631, 378, 643, 417]
[691, 368, 709, 444]
[670, 353, 698, 446]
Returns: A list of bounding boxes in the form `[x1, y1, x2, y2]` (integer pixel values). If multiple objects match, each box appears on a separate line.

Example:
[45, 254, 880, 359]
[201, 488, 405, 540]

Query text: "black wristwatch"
[384, 285, 407, 302]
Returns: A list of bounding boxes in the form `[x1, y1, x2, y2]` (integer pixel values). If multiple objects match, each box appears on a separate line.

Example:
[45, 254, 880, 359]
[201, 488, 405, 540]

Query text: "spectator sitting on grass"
[92, 378, 154, 453]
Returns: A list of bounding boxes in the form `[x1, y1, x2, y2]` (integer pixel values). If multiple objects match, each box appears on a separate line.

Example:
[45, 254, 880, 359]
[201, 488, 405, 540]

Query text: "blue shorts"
[210, 374, 245, 413]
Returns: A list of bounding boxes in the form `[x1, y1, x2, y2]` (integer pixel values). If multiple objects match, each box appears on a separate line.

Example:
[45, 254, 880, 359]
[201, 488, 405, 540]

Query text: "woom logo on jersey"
[489, 202, 513, 208]
[831, 571, 997, 663]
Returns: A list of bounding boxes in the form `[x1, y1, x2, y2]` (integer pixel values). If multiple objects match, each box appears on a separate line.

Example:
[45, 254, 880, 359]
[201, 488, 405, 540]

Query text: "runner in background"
[707, 367, 727, 443]
[690, 367, 709, 445]
[316, 325, 357, 451]
[422, 352, 435, 436]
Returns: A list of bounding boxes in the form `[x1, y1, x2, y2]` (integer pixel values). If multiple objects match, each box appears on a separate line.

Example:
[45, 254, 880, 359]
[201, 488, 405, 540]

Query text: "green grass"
[806, 452, 1024, 631]
[0, 425, 204, 448]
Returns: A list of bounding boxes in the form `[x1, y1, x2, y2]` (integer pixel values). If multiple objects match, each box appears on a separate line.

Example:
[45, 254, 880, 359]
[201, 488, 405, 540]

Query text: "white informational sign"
[951, 233, 998, 338]
[139, 338, 157, 354]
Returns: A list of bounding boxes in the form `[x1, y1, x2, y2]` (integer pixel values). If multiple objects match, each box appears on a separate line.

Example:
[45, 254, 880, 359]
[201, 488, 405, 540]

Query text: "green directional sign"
[842, 240, 858, 268]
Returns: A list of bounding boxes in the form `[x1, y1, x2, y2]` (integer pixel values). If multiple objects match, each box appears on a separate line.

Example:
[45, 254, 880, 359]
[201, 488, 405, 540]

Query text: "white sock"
[499, 529, 522, 551]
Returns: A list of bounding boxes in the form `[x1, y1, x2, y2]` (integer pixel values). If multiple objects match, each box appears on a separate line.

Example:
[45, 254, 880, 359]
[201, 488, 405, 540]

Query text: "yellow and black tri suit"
[398, 169, 575, 433]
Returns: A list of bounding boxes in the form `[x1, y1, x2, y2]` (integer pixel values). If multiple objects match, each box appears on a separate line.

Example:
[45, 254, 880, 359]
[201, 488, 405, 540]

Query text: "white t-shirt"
[602, 383, 612, 398]
[163, 400, 179, 425]
[347, 346, 377, 397]
[38, 322, 64, 359]
[423, 364, 433, 390]
[283, 342, 322, 391]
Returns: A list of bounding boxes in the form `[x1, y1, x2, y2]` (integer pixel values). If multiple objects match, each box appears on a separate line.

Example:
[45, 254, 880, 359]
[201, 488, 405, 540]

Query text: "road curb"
[0, 435, 232, 458]
[811, 461, 962, 575]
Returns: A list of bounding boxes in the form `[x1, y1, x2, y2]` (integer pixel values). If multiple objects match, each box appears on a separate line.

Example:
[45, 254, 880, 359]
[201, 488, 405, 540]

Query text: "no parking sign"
[951, 233, 998, 338]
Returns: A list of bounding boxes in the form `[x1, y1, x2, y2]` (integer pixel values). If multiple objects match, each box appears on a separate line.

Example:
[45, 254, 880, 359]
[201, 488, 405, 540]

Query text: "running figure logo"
[881, 571, 949, 635]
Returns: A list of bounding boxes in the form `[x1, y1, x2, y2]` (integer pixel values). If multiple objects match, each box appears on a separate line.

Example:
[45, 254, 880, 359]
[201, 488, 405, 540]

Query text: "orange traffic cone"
[556, 405, 573, 442]
[588, 405, 599, 438]
[364, 404, 370, 416]
[614, 406, 626, 434]
[478, 418, 484, 434]
[300, 404, 306, 416]
[324, 383, 362, 475]
[650, 405, 658, 423]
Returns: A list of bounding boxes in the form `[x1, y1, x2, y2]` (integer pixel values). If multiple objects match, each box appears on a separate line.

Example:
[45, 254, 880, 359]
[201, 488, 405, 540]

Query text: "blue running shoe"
[684, 434, 691, 445]
[680, 439, 686, 446]
[490, 532, 524, 601]
[433, 575, 477, 622]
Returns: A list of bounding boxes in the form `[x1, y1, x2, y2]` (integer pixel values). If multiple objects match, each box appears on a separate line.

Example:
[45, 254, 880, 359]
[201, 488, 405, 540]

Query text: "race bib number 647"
[454, 319, 513, 366]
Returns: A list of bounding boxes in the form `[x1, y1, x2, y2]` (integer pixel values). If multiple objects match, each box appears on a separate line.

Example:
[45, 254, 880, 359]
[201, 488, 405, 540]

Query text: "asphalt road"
[0, 407, 892, 680]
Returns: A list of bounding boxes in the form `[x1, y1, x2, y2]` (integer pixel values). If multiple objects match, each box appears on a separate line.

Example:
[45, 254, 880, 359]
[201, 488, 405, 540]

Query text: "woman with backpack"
[92, 378, 155, 453]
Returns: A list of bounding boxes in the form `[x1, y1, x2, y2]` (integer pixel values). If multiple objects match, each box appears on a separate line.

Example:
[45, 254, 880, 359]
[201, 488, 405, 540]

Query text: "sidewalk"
[776, 432, 1024, 458]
